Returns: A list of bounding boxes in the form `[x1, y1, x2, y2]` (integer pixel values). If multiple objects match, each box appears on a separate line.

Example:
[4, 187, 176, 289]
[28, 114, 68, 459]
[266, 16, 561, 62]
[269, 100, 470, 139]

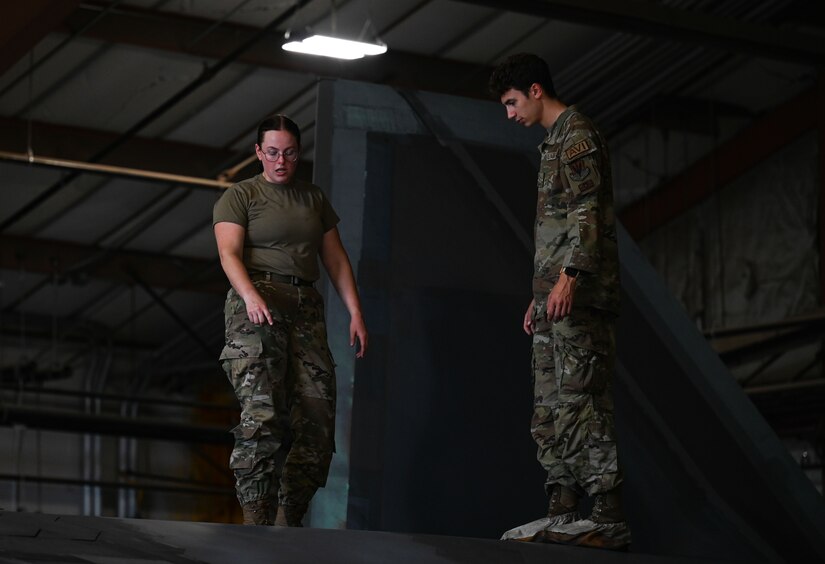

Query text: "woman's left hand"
[350, 312, 368, 358]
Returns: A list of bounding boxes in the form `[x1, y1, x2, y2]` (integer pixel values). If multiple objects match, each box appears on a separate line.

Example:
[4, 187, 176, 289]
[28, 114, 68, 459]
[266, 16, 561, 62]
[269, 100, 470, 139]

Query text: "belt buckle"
[290, 275, 300, 286]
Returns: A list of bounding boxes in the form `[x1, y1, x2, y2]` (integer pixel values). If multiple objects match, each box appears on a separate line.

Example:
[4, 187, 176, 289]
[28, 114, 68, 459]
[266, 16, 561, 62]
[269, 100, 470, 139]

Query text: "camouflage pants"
[531, 301, 622, 496]
[220, 281, 336, 508]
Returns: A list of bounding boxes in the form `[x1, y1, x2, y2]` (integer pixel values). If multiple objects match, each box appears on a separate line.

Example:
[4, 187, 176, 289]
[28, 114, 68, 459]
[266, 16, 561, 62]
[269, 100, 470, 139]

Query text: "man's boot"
[241, 498, 276, 526]
[275, 503, 308, 527]
[534, 488, 631, 550]
[500, 485, 580, 541]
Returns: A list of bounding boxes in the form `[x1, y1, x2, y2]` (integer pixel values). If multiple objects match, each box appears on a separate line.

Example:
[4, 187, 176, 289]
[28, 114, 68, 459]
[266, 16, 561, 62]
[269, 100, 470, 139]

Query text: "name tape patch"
[564, 139, 593, 161]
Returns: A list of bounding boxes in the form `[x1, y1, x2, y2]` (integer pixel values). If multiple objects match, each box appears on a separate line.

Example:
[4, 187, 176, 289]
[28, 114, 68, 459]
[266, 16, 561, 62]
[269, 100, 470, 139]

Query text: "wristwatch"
[562, 267, 579, 279]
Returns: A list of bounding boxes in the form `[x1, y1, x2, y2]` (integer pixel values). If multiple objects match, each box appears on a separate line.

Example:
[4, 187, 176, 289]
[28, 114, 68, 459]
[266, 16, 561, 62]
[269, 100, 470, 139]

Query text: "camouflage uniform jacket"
[534, 105, 619, 314]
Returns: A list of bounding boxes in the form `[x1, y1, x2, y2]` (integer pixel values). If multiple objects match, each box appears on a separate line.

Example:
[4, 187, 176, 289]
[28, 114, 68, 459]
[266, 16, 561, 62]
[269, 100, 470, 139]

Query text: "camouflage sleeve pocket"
[219, 312, 263, 360]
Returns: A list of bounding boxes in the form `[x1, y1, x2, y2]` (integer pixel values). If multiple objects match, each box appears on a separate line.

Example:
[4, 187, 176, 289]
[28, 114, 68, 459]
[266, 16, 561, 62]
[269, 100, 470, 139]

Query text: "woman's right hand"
[523, 298, 536, 335]
[216, 222, 272, 325]
[243, 291, 273, 326]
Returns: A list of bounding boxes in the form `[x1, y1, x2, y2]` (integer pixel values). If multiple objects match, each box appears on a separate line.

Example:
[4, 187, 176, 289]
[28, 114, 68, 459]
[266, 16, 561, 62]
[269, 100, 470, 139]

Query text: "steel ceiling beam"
[703, 309, 825, 340]
[65, 3, 492, 100]
[456, 0, 825, 65]
[126, 268, 215, 358]
[714, 319, 825, 368]
[0, 234, 226, 294]
[0, 1, 125, 102]
[746, 378, 825, 396]
[0, 309, 158, 351]
[1, 1, 82, 77]
[619, 84, 818, 241]
[623, 95, 755, 135]
[0, 0, 313, 233]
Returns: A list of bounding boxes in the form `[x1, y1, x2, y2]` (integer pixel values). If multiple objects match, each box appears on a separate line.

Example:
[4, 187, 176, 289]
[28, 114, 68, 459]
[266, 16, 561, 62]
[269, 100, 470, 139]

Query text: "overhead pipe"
[0, 404, 232, 445]
[0, 0, 312, 232]
[0, 150, 230, 189]
[6, 385, 235, 411]
[0, 473, 233, 497]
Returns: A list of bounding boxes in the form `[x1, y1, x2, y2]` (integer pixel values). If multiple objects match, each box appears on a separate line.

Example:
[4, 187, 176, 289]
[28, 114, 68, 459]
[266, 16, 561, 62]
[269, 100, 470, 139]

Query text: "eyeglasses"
[261, 148, 299, 162]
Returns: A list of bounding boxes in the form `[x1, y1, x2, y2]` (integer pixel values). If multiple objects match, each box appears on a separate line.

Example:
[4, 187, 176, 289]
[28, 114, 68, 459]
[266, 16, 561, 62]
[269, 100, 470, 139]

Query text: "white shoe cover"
[534, 518, 631, 550]
[500, 512, 580, 541]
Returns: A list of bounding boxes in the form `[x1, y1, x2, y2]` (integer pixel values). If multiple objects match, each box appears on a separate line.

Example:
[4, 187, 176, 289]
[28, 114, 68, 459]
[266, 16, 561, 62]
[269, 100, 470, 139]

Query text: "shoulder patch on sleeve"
[564, 138, 595, 161]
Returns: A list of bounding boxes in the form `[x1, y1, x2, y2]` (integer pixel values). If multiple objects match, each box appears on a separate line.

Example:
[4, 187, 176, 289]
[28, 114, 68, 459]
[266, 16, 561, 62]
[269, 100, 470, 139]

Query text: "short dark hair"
[257, 114, 301, 147]
[489, 53, 556, 99]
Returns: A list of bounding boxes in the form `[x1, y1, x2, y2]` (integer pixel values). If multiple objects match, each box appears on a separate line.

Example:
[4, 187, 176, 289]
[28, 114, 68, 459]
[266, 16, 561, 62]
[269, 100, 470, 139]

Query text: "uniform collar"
[545, 105, 577, 145]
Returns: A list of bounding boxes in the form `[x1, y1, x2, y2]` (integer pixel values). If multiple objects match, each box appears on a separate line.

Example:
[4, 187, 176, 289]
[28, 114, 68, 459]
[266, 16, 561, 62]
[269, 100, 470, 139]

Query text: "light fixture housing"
[282, 34, 387, 60]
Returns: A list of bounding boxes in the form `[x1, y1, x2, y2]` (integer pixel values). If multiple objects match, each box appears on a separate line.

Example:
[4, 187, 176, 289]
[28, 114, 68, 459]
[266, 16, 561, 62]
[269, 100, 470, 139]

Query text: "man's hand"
[523, 298, 536, 335]
[546, 271, 577, 322]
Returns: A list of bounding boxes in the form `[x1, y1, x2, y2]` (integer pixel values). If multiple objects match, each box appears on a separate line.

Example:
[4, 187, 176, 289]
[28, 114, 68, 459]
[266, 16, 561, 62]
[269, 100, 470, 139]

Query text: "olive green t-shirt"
[212, 174, 339, 281]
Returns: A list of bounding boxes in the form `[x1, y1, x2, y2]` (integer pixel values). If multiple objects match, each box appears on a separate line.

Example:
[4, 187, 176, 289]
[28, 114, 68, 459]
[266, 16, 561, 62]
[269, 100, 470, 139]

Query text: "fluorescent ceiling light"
[282, 34, 387, 60]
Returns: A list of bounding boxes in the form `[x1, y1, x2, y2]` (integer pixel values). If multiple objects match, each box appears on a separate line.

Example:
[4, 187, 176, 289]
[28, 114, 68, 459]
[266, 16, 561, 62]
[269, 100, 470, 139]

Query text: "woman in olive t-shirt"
[213, 114, 368, 527]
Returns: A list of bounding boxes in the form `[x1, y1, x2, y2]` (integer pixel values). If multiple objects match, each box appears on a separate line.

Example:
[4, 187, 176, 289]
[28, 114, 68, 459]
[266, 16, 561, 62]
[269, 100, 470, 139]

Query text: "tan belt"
[249, 271, 313, 286]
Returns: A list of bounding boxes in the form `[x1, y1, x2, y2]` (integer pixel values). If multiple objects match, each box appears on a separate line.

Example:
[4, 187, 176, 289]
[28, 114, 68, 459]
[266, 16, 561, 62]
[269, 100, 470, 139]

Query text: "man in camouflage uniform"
[489, 53, 630, 550]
